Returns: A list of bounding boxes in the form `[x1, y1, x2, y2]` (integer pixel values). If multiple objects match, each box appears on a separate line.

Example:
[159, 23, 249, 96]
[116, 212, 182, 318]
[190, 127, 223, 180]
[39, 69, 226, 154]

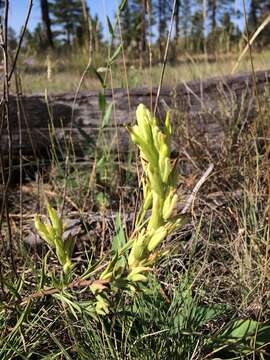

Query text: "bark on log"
[1, 69, 270, 158]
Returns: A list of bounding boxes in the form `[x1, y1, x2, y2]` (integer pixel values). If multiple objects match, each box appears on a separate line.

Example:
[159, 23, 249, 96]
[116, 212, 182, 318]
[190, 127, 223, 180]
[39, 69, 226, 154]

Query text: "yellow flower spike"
[126, 105, 184, 290]
[147, 226, 168, 252]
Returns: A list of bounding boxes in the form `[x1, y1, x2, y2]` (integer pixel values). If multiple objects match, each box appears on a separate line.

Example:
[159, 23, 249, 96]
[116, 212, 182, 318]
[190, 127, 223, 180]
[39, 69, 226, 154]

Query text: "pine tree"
[40, 0, 54, 48]
[190, 10, 204, 52]
[175, 0, 181, 42]
[50, 0, 84, 45]
[120, 0, 133, 50]
[120, 0, 153, 64]
[207, 0, 234, 33]
[181, 0, 192, 49]
[248, 0, 261, 32]
[248, 0, 270, 46]
[155, 0, 171, 60]
[91, 14, 103, 53]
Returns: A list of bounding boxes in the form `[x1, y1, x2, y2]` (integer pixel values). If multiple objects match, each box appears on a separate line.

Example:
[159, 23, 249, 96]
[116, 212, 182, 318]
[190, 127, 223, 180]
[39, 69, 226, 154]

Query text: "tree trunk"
[2, 69, 270, 159]
[210, 0, 217, 32]
[139, 0, 147, 69]
[40, 0, 54, 48]
[175, 0, 180, 41]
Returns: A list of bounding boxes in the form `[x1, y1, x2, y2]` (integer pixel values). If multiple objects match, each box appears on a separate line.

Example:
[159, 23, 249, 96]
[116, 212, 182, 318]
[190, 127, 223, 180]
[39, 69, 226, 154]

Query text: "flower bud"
[126, 125, 142, 146]
[149, 193, 163, 230]
[163, 192, 178, 220]
[160, 142, 170, 158]
[127, 273, 148, 283]
[128, 233, 148, 267]
[164, 111, 171, 137]
[136, 104, 152, 142]
[152, 125, 160, 151]
[147, 226, 167, 252]
[143, 191, 153, 211]
[147, 166, 163, 196]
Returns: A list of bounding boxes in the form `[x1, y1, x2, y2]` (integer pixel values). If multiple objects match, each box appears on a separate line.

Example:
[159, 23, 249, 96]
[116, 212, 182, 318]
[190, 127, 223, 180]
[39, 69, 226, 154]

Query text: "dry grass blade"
[232, 14, 270, 74]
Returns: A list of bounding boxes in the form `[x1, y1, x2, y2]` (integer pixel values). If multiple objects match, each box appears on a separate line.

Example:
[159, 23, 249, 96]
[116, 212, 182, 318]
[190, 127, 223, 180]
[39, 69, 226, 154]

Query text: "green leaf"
[111, 212, 126, 253]
[96, 156, 105, 168]
[107, 16, 114, 36]
[64, 236, 76, 258]
[92, 67, 106, 88]
[192, 304, 228, 328]
[255, 324, 270, 346]
[96, 192, 109, 208]
[81, 257, 104, 281]
[110, 44, 122, 64]
[119, 0, 127, 12]
[102, 102, 113, 129]
[220, 319, 259, 340]
[54, 293, 81, 320]
[98, 93, 106, 114]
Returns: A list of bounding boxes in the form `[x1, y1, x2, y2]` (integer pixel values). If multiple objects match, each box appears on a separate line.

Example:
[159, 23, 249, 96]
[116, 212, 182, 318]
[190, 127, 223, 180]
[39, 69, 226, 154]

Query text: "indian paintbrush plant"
[35, 104, 183, 315]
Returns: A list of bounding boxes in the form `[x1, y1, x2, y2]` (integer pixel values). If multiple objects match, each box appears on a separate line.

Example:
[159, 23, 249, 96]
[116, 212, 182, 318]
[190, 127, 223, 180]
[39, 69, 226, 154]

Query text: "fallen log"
[1, 69, 270, 158]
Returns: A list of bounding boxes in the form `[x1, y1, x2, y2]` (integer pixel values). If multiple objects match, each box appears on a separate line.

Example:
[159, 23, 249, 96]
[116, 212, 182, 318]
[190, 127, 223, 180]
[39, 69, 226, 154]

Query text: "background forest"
[4, 0, 270, 93]
[1, 0, 270, 359]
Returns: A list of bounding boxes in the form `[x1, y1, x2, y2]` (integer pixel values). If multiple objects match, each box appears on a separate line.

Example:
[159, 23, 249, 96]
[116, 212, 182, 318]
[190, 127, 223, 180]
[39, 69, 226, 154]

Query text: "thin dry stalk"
[154, 0, 177, 115]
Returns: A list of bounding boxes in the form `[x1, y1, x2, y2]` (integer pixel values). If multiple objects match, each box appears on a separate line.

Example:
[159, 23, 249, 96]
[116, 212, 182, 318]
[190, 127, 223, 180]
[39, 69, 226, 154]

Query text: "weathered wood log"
[1, 69, 270, 158]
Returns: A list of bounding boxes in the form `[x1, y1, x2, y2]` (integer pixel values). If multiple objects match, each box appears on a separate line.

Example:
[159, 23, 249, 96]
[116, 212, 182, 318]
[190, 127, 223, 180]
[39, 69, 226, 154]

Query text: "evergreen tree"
[50, 0, 84, 45]
[248, 0, 270, 46]
[155, 0, 171, 59]
[190, 10, 204, 52]
[248, 0, 261, 33]
[175, 0, 181, 42]
[120, 0, 153, 64]
[120, 0, 133, 50]
[91, 14, 103, 52]
[207, 0, 234, 32]
[40, 0, 54, 48]
[181, 0, 192, 49]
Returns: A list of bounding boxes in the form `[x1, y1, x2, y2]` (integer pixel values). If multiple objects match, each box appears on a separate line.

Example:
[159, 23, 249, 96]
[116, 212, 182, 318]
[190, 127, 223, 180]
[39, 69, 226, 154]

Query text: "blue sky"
[9, 0, 248, 36]
[9, 0, 119, 36]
